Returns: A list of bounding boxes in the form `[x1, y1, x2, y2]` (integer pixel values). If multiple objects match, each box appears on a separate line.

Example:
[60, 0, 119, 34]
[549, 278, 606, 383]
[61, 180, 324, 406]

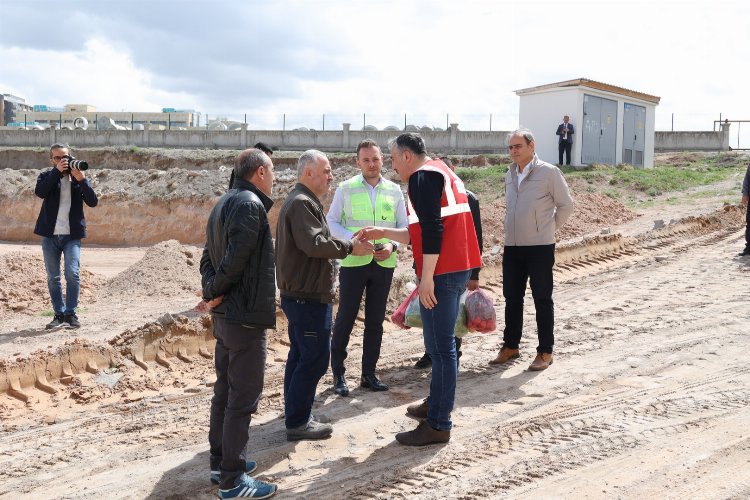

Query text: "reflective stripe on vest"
[340, 176, 400, 268]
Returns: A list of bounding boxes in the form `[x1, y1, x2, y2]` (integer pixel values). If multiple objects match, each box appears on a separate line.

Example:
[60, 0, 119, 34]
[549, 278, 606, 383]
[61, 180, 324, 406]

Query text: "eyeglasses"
[52, 156, 66, 161]
[507, 144, 525, 151]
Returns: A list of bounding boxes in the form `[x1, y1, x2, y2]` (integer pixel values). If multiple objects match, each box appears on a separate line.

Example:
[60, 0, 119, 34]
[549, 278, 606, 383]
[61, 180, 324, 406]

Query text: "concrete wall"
[654, 131, 729, 152]
[0, 125, 508, 153]
[0, 125, 729, 154]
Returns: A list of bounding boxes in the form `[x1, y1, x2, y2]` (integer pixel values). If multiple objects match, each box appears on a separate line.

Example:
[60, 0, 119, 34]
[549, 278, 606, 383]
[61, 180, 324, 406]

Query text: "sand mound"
[0, 252, 102, 317]
[103, 240, 201, 299]
[558, 192, 639, 240]
[479, 190, 639, 246]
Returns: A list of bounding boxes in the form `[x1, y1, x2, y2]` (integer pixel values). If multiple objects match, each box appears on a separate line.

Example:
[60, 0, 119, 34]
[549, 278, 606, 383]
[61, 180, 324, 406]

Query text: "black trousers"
[558, 141, 572, 165]
[208, 316, 267, 489]
[502, 245, 555, 354]
[331, 260, 394, 377]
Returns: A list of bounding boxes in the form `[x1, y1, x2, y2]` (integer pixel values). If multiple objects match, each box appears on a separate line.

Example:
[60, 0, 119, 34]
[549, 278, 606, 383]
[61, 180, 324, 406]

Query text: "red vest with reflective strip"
[407, 159, 481, 277]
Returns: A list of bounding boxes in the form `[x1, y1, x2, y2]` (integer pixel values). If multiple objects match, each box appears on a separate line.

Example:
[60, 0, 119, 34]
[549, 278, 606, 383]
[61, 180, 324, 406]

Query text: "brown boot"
[406, 398, 429, 419]
[489, 347, 520, 365]
[528, 353, 553, 371]
[396, 420, 450, 446]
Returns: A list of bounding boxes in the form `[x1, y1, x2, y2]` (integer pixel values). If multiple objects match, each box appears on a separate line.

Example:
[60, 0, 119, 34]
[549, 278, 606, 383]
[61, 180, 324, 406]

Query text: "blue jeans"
[421, 270, 470, 431]
[41, 235, 81, 315]
[281, 297, 332, 429]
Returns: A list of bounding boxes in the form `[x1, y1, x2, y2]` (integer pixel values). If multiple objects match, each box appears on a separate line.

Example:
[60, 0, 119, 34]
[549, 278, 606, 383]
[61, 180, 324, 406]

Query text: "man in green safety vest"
[326, 139, 408, 396]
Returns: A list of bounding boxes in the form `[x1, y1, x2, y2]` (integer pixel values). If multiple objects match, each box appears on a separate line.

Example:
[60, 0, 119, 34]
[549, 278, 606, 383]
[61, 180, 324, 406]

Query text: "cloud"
[2, 0, 750, 132]
[0, 38, 194, 112]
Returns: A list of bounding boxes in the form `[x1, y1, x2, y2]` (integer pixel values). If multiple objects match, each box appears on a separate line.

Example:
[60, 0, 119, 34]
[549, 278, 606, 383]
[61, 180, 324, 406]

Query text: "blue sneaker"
[218, 473, 277, 499]
[210, 460, 258, 485]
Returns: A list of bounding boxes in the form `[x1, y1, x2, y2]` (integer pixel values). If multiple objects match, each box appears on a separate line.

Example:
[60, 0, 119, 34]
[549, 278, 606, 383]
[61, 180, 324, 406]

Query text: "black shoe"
[414, 353, 432, 369]
[64, 313, 81, 329]
[360, 374, 389, 391]
[333, 374, 349, 397]
[45, 314, 68, 330]
[738, 249, 750, 257]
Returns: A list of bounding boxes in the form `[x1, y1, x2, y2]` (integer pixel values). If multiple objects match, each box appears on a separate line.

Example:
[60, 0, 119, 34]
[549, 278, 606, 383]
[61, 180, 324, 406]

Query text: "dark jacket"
[275, 183, 352, 303]
[34, 168, 99, 238]
[467, 190, 483, 281]
[556, 122, 575, 144]
[200, 178, 276, 328]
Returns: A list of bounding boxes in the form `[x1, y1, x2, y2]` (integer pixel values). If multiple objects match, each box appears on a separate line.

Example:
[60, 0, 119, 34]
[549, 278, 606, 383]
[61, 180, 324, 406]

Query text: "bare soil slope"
[1, 151, 749, 499]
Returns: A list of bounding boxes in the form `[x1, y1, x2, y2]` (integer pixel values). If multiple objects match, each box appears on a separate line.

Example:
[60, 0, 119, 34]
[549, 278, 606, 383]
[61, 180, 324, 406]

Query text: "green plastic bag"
[404, 291, 469, 337]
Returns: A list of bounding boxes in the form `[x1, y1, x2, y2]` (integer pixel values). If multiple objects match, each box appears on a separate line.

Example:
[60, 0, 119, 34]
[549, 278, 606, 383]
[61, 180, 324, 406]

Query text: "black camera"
[64, 155, 89, 171]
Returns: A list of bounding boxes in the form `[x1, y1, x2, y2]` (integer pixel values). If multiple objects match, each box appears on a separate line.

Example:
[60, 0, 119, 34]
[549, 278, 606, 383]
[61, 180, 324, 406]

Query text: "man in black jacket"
[200, 148, 278, 499]
[34, 143, 98, 329]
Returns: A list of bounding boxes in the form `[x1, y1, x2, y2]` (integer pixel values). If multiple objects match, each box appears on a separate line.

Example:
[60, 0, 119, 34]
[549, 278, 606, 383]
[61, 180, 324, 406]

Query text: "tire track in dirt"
[0, 205, 747, 498]
[299, 373, 750, 499]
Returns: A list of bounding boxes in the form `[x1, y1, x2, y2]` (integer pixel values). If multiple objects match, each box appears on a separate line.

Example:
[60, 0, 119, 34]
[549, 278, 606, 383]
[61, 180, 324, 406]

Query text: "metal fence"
[200, 112, 518, 132]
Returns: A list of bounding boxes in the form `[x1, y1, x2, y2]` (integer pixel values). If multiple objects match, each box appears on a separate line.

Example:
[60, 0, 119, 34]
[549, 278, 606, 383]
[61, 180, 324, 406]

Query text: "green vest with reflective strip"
[340, 176, 400, 268]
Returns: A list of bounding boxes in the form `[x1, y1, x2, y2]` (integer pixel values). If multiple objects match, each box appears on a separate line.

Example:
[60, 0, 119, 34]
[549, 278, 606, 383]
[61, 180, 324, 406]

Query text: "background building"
[1, 94, 34, 127]
[515, 79, 660, 168]
[22, 104, 199, 129]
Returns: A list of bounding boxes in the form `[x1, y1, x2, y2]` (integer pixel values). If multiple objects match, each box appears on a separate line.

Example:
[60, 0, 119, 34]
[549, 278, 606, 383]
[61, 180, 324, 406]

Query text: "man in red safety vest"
[358, 132, 481, 446]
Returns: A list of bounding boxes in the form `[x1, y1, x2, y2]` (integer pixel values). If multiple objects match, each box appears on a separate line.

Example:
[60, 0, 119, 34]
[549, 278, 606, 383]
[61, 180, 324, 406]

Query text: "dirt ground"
[1, 153, 749, 499]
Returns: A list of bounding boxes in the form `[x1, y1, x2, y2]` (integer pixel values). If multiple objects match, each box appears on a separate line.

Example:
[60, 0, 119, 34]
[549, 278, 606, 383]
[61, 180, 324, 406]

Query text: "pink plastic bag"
[391, 287, 419, 329]
[465, 289, 497, 333]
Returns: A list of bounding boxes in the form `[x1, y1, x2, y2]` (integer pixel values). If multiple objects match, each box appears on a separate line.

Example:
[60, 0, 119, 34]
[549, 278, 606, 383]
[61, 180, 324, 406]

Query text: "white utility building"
[515, 78, 660, 168]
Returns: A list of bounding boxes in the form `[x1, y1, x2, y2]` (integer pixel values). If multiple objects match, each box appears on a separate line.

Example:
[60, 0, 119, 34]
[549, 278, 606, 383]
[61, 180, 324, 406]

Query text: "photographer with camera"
[34, 143, 98, 329]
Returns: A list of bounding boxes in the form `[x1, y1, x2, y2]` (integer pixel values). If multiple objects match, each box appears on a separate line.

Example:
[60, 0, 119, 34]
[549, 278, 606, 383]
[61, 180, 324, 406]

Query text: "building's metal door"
[581, 95, 601, 164]
[582, 94, 618, 165]
[623, 103, 646, 166]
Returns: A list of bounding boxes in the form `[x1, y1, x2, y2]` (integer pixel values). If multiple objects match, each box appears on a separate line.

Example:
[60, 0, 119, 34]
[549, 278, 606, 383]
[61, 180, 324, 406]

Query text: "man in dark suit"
[556, 115, 574, 166]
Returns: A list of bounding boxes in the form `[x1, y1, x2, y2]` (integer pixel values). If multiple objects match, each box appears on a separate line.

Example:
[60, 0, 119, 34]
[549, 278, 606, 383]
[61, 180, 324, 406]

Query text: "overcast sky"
[2, 0, 748, 138]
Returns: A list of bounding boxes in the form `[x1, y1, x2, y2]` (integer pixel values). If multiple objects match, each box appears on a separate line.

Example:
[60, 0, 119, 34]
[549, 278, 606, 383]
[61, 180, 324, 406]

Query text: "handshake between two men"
[349, 227, 399, 262]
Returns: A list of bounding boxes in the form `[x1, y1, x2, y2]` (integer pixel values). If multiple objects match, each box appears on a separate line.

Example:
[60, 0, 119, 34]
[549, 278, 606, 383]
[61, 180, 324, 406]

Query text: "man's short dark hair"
[356, 139, 381, 157]
[50, 143, 69, 157]
[235, 148, 269, 181]
[388, 133, 426, 156]
[253, 142, 273, 156]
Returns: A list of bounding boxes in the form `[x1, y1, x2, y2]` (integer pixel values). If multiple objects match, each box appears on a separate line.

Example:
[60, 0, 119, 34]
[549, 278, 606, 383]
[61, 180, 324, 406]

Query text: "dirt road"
[1, 206, 749, 498]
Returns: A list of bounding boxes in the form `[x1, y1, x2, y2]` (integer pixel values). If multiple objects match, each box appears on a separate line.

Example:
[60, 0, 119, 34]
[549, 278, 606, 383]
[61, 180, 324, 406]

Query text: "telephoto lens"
[64, 155, 89, 171]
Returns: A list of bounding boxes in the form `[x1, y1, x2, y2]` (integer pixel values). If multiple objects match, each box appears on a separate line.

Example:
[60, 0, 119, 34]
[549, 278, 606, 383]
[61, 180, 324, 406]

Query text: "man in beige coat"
[490, 129, 574, 371]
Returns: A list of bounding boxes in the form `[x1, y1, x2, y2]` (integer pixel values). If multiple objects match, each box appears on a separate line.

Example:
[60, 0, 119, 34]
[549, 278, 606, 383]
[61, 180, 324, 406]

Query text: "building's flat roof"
[515, 78, 660, 104]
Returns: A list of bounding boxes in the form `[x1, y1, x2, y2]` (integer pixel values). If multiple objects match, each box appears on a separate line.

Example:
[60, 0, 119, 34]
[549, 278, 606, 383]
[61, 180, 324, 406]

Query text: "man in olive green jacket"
[490, 129, 573, 371]
[276, 150, 372, 442]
